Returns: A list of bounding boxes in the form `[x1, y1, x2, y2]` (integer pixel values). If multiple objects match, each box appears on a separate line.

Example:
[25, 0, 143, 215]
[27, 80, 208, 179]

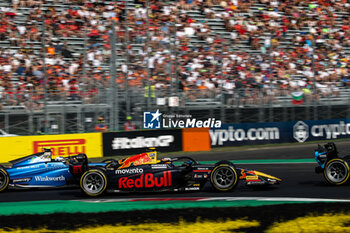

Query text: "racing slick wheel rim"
[0, 169, 9, 192]
[324, 159, 350, 185]
[211, 165, 238, 191]
[81, 170, 107, 196]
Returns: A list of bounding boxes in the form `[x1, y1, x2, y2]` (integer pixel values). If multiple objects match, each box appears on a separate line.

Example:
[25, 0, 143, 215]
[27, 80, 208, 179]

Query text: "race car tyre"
[80, 169, 108, 196]
[324, 158, 350, 185]
[0, 168, 9, 192]
[210, 164, 238, 191]
[215, 160, 236, 168]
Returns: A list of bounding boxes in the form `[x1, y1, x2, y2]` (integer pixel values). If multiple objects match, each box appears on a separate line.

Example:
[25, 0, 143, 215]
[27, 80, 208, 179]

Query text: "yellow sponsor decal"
[253, 171, 282, 181]
[0, 133, 102, 162]
[246, 175, 259, 180]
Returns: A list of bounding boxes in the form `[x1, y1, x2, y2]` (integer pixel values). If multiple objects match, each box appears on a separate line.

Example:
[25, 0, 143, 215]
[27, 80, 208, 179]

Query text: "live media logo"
[143, 109, 221, 129]
[143, 110, 162, 129]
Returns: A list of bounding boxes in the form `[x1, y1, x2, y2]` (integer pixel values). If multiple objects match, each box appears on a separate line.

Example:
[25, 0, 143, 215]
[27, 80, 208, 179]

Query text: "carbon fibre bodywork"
[0, 149, 101, 191]
[315, 142, 350, 185]
[79, 152, 281, 196]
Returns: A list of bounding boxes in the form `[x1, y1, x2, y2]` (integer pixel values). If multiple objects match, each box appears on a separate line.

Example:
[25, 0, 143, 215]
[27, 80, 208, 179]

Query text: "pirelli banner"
[0, 133, 103, 163]
[102, 129, 183, 156]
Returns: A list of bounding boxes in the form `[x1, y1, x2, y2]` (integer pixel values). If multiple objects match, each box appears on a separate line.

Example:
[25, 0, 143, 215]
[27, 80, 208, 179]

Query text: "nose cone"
[253, 171, 282, 182]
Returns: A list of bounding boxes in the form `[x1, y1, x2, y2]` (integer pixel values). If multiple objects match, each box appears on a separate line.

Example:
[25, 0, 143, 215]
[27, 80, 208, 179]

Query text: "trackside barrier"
[0, 133, 103, 163]
[210, 118, 350, 147]
[4, 117, 349, 162]
[102, 129, 183, 156]
[182, 128, 210, 152]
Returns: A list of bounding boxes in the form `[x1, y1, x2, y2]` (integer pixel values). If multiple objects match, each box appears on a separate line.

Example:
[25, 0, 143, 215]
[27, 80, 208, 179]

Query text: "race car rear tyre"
[324, 158, 350, 185]
[210, 164, 238, 191]
[80, 169, 108, 196]
[0, 168, 9, 192]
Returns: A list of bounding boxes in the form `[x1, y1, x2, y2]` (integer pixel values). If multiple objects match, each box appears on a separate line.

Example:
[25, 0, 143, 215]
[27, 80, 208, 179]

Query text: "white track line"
[197, 197, 350, 202]
[76, 197, 350, 203]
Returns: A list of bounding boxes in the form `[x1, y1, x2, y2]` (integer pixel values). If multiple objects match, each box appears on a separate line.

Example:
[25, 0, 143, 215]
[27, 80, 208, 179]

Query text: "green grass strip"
[0, 199, 332, 216]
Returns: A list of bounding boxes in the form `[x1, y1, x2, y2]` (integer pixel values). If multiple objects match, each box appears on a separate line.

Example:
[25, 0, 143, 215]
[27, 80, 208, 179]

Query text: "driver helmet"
[41, 149, 52, 161]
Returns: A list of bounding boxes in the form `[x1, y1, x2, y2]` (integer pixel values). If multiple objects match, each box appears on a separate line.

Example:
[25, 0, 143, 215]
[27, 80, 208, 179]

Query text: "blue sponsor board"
[210, 119, 350, 147]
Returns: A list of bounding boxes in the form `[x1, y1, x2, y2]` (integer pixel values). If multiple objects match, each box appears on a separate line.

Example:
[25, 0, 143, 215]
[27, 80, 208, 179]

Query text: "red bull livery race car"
[79, 149, 281, 196]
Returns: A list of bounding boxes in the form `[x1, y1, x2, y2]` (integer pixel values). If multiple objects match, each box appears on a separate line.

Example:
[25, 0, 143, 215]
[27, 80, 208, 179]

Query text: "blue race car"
[0, 149, 98, 192]
[315, 142, 350, 185]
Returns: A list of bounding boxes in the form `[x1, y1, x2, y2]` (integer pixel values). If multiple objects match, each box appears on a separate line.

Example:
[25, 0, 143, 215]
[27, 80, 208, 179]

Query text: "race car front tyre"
[210, 164, 238, 191]
[80, 169, 108, 196]
[0, 168, 9, 192]
[324, 158, 350, 185]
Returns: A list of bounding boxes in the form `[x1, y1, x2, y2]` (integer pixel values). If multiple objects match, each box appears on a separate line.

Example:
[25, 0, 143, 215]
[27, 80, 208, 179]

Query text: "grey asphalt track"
[1, 141, 350, 202]
[185, 140, 350, 161]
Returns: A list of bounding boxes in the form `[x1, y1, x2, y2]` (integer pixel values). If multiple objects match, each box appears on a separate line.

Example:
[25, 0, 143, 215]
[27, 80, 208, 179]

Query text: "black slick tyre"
[0, 168, 9, 192]
[80, 169, 108, 196]
[210, 164, 238, 191]
[324, 158, 350, 185]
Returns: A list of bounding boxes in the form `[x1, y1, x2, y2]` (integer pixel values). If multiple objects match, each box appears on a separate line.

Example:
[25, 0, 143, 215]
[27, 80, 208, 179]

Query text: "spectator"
[124, 116, 136, 131]
[61, 44, 73, 58]
[0, 0, 349, 111]
[68, 78, 80, 100]
[94, 116, 108, 132]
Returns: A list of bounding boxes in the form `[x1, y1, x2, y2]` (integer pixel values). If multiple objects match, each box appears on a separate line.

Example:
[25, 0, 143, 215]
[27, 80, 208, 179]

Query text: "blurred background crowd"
[0, 0, 350, 111]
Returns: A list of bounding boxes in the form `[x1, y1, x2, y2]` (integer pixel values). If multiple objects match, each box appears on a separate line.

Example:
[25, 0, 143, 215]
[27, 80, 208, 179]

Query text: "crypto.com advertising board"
[210, 118, 350, 147]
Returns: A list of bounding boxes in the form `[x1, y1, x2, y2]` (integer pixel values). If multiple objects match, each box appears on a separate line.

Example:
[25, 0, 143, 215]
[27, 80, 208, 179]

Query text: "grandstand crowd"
[0, 0, 350, 110]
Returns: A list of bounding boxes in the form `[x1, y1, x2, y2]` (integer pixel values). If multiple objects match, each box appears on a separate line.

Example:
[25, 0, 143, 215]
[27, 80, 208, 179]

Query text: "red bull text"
[118, 171, 171, 189]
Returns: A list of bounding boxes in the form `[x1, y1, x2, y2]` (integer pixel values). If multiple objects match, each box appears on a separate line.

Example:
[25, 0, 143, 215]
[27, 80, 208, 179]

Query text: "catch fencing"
[2, 87, 350, 136]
